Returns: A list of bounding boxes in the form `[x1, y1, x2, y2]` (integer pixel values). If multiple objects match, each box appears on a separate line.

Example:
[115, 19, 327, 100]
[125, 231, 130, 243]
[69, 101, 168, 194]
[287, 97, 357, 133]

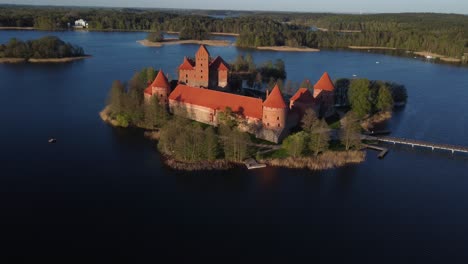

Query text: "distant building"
[178, 45, 229, 89]
[144, 45, 336, 143]
[74, 19, 88, 29]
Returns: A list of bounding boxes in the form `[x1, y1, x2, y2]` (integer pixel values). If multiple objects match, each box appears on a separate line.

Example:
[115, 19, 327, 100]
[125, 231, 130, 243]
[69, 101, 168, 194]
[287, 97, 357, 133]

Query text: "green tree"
[339, 111, 362, 151]
[376, 85, 394, 112]
[309, 119, 330, 156]
[348, 78, 372, 117]
[282, 131, 307, 158]
[147, 31, 164, 42]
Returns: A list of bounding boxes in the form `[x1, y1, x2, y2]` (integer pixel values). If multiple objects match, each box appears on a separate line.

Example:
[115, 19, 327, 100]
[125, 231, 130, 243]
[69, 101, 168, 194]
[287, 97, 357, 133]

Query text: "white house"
[74, 19, 88, 28]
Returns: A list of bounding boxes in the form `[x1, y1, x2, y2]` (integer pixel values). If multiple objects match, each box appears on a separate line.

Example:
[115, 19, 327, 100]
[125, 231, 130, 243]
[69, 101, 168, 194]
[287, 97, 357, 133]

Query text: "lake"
[1, 30, 468, 262]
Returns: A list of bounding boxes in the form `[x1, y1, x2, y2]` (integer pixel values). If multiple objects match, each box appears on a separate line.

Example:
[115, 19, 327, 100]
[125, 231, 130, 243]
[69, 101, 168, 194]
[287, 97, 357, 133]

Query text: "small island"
[101, 45, 407, 171]
[0, 36, 90, 63]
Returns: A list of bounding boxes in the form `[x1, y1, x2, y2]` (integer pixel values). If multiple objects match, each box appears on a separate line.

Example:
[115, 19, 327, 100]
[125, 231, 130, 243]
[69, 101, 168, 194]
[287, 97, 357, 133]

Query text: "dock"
[362, 144, 389, 159]
[363, 135, 468, 154]
[244, 158, 267, 170]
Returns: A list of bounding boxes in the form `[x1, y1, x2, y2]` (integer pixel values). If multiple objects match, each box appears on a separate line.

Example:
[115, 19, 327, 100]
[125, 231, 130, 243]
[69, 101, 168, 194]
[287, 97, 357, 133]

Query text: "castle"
[144, 45, 335, 143]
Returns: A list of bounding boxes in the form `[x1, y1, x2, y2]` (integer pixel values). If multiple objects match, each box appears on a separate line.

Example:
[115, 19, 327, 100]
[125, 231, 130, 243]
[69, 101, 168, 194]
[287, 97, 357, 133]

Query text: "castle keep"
[144, 45, 335, 143]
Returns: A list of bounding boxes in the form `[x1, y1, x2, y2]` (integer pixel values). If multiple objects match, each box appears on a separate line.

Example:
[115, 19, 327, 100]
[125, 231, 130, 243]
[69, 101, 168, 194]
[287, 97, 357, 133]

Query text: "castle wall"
[262, 107, 288, 130]
[169, 100, 217, 126]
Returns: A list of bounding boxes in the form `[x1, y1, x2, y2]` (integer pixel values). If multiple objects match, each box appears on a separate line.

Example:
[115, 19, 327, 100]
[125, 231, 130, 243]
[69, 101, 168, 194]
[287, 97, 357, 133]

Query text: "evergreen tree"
[376, 85, 394, 112]
[348, 78, 372, 117]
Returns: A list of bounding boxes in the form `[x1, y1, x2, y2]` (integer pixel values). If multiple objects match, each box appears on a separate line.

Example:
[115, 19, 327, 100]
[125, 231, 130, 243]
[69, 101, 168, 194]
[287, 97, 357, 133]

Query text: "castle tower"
[262, 84, 288, 129]
[144, 70, 171, 105]
[194, 45, 210, 87]
[313, 72, 335, 98]
[314, 72, 335, 114]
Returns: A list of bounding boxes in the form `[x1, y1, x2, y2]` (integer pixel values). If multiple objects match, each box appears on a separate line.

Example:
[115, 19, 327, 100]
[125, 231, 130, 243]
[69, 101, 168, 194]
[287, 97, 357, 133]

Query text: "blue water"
[1, 30, 468, 262]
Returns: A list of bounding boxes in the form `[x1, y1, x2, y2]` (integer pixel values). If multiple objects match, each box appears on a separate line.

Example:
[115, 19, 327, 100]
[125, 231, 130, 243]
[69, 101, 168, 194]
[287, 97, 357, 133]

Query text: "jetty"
[244, 158, 267, 170]
[362, 144, 389, 159]
[363, 135, 468, 154]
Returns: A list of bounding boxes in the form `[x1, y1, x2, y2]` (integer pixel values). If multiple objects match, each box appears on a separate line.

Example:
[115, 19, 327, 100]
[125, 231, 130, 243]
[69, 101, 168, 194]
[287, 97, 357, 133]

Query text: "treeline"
[1, 6, 466, 60]
[281, 109, 361, 158]
[334, 78, 407, 117]
[0, 36, 84, 59]
[230, 54, 287, 90]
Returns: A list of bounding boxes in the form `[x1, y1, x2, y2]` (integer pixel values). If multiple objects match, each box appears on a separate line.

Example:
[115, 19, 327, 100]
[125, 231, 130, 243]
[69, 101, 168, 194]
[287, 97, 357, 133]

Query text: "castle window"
[265, 115, 267, 119]
[278, 124, 280, 127]
[277, 116, 279, 120]
[267, 123, 270, 127]
[186, 74, 188, 78]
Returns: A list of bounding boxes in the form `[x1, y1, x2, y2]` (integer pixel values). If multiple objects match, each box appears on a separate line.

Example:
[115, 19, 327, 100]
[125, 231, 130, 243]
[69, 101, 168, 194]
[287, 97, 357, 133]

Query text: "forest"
[0, 36, 85, 59]
[1, 5, 466, 61]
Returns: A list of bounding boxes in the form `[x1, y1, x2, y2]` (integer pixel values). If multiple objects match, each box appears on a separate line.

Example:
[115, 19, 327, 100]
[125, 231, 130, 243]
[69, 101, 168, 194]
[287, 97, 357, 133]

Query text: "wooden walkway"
[363, 135, 468, 154]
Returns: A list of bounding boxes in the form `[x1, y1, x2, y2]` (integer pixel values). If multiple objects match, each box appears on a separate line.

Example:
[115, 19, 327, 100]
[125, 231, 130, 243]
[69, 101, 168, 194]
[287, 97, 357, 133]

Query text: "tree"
[348, 78, 372, 117]
[147, 31, 164, 42]
[218, 107, 237, 128]
[376, 85, 394, 112]
[301, 109, 319, 133]
[204, 126, 219, 161]
[146, 67, 157, 84]
[221, 127, 250, 162]
[282, 132, 307, 158]
[339, 111, 362, 151]
[308, 119, 330, 156]
[300, 79, 313, 90]
[107, 80, 125, 116]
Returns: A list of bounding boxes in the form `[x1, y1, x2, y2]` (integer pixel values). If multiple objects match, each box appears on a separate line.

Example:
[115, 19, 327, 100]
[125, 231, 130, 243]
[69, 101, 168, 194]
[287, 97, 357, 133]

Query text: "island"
[100, 45, 407, 171]
[0, 36, 90, 63]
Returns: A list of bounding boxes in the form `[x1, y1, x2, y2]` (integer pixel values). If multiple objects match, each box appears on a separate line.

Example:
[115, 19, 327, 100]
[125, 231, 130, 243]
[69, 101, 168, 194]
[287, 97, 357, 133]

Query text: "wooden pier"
[362, 144, 389, 159]
[363, 135, 468, 154]
[244, 158, 267, 170]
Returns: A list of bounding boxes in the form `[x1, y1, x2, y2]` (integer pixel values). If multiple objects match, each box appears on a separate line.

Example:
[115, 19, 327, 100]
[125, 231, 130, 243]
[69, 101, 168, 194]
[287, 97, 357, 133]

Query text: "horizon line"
[0, 3, 467, 15]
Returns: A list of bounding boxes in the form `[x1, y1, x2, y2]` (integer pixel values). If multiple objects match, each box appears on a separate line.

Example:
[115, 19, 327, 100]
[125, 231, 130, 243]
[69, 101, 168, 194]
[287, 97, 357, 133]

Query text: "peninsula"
[0, 36, 89, 63]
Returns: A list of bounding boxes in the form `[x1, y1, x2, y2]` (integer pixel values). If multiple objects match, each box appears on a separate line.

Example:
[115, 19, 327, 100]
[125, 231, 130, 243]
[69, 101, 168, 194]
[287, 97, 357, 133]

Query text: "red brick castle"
[144, 45, 335, 143]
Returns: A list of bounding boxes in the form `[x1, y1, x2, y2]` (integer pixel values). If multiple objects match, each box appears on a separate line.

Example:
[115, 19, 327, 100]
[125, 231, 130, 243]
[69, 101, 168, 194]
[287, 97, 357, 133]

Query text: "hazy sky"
[2, 0, 467, 14]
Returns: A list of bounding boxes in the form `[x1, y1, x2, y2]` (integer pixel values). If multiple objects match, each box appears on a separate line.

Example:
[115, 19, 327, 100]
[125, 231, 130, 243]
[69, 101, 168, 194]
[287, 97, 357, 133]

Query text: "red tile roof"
[196, 44, 210, 58]
[314, 72, 335, 91]
[145, 70, 170, 95]
[290, 88, 315, 104]
[169, 85, 263, 119]
[263, 85, 287, 109]
[179, 57, 195, 70]
[210, 56, 229, 71]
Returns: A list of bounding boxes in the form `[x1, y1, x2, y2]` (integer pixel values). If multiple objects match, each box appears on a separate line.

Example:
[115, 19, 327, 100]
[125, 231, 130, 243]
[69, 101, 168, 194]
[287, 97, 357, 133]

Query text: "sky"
[1, 0, 467, 14]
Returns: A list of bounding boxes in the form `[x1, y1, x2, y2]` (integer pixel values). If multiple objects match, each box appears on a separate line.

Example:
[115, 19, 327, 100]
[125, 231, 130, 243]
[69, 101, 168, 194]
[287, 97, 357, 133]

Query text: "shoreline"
[261, 151, 366, 170]
[100, 106, 366, 172]
[413, 51, 461, 63]
[256, 46, 320, 52]
[348, 46, 397, 50]
[137, 39, 232, 47]
[0, 55, 91, 64]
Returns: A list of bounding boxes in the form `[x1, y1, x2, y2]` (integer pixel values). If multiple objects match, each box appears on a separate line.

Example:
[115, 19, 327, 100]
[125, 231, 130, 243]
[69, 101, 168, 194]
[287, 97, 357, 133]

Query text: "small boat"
[376, 61, 380, 64]
[48, 138, 57, 143]
[352, 74, 357, 77]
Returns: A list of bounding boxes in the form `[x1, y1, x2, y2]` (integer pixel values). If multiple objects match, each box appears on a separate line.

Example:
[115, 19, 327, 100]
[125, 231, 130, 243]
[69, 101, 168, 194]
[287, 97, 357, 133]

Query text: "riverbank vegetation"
[1, 6, 466, 63]
[0, 36, 85, 61]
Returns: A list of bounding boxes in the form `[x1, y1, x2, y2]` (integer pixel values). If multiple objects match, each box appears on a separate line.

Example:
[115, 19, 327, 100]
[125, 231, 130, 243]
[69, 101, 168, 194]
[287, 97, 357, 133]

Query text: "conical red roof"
[196, 44, 210, 58]
[314, 72, 335, 91]
[263, 85, 287, 108]
[179, 57, 194, 70]
[150, 70, 170, 90]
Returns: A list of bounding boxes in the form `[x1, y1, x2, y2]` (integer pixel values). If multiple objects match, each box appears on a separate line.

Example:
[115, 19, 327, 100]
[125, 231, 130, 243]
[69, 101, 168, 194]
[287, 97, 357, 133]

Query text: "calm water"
[1, 30, 468, 262]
